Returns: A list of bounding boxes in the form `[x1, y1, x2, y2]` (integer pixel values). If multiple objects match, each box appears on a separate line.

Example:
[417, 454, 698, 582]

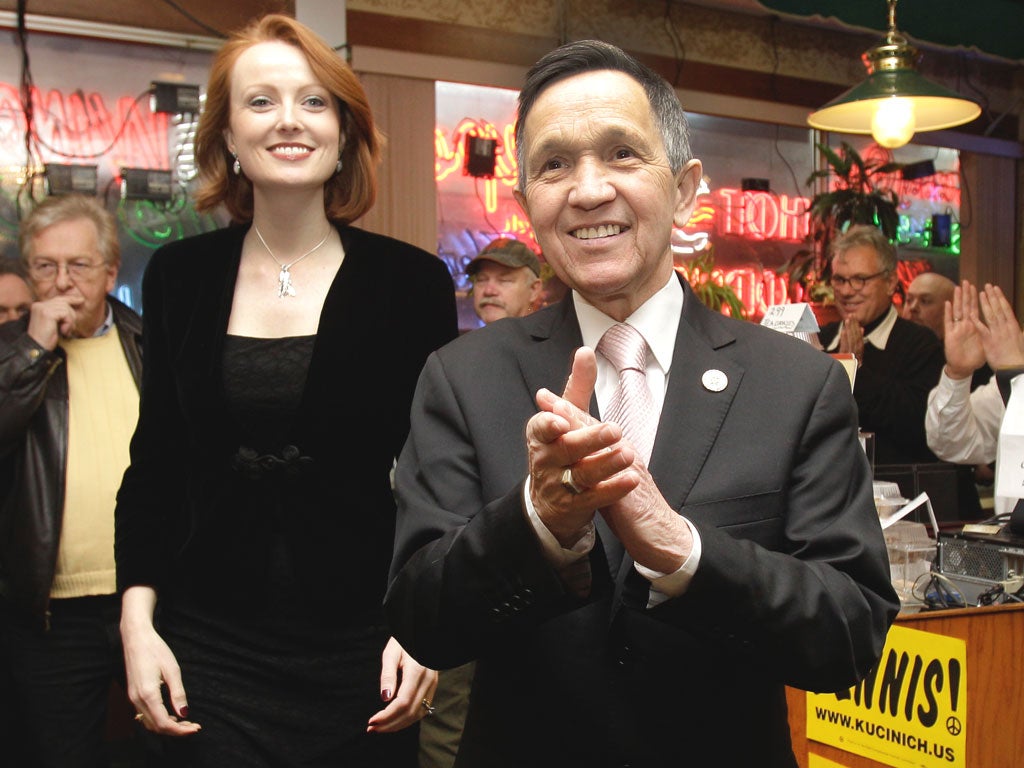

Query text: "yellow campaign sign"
[807, 625, 966, 768]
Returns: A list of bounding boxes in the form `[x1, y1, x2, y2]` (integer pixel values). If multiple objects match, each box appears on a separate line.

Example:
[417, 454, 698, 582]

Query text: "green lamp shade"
[808, 69, 981, 135]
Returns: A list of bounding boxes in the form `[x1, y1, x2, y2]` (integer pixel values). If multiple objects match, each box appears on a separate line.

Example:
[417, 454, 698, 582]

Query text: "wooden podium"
[786, 603, 1024, 766]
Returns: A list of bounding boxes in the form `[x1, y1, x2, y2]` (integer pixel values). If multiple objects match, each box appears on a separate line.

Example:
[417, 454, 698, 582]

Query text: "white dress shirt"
[926, 370, 1021, 516]
[525, 274, 702, 605]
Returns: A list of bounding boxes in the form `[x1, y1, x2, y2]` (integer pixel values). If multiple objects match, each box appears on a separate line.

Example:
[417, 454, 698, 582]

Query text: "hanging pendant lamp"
[807, 0, 981, 149]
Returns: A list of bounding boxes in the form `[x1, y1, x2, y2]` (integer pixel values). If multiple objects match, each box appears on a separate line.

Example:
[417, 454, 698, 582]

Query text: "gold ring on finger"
[560, 468, 583, 495]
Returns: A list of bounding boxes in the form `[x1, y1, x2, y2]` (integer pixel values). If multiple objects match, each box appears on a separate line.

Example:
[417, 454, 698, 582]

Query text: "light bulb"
[871, 97, 916, 148]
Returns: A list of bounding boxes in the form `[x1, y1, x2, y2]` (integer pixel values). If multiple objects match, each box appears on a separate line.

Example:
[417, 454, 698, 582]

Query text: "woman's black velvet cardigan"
[114, 224, 458, 623]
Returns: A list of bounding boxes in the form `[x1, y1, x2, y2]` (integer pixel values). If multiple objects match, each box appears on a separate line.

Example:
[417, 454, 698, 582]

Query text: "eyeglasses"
[829, 271, 889, 291]
[28, 260, 106, 281]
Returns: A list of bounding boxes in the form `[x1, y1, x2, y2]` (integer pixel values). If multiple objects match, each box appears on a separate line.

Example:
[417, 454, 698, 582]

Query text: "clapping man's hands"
[974, 283, 1024, 369]
[942, 281, 985, 380]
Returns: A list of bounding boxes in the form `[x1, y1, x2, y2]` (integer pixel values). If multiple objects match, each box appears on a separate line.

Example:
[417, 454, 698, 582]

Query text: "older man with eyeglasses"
[0, 194, 142, 766]
[818, 224, 945, 465]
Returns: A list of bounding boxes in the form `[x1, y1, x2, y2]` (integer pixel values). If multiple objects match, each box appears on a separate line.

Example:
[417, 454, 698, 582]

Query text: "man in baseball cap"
[468, 238, 543, 324]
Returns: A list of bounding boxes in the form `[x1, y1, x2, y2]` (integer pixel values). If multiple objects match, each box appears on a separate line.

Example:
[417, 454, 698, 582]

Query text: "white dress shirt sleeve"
[523, 477, 595, 566]
[925, 372, 1003, 465]
[633, 520, 702, 607]
[523, 477, 701, 607]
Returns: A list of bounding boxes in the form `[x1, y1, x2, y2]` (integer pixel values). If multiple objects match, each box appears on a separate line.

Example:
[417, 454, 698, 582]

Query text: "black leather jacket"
[0, 298, 142, 627]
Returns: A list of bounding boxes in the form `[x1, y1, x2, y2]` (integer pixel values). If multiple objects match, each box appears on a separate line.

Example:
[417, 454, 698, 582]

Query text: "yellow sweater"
[50, 331, 139, 599]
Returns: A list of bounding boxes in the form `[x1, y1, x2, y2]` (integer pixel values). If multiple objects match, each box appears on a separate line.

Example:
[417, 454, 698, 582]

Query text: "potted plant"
[778, 141, 904, 314]
[679, 246, 747, 319]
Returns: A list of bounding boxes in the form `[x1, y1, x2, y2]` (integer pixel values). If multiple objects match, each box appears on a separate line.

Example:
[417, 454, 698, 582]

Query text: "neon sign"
[435, 118, 517, 216]
[0, 83, 170, 174]
[429, 117, 964, 319]
[714, 189, 809, 241]
[674, 265, 795, 319]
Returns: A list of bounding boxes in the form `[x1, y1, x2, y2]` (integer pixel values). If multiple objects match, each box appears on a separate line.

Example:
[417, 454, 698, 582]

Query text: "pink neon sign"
[713, 189, 810, 241]
[0, 83, 170, 173]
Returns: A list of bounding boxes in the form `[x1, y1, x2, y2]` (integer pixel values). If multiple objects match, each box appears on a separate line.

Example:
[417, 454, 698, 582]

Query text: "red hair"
[193, 14, 383, 224]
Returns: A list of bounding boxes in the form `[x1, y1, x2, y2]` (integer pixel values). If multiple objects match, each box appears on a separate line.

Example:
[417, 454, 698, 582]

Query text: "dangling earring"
[335, 156, 343, 175]
[232, 153, 241, 176]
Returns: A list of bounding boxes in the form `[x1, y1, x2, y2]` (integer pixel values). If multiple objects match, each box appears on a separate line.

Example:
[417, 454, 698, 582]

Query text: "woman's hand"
[120, 586, 201, 736]
[366, 636, 438, 733]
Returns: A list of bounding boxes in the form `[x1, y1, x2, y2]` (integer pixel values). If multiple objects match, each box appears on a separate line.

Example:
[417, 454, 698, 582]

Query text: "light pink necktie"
[597, 323, 656, 464]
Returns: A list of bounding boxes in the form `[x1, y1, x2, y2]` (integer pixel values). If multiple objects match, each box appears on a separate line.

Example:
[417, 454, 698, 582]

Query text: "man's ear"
[672, 160, 704, 230]
[104, 263, 118, 295]
[513, 188, 529, 219]
[529, 277, 543, 306]
[885, 270, 901, 296]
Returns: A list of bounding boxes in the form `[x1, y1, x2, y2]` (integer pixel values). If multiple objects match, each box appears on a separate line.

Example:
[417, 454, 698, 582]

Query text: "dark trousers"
[0, 594, 132, 768]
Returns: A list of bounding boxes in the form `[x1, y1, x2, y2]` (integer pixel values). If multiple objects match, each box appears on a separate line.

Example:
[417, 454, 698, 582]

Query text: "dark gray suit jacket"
[386, 278, 899, 767]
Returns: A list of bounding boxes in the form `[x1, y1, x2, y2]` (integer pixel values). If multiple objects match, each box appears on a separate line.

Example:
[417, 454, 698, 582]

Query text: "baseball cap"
[467, 238, 541, 277]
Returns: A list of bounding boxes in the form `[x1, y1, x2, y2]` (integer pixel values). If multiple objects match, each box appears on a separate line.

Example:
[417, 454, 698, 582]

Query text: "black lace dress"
[156, 335, 417, 767]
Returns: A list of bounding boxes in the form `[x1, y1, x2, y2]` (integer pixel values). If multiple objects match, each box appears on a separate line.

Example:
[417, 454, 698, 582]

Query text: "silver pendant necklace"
[253, 223, 332, 298]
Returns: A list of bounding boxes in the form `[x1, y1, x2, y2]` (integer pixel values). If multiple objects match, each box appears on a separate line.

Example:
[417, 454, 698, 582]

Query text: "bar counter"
[786, 602, 1024, 766]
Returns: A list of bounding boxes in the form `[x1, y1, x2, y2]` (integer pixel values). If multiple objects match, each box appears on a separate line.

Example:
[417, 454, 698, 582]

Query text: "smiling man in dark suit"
[818, 225, 945, 465]
[386, 40, 898, 768]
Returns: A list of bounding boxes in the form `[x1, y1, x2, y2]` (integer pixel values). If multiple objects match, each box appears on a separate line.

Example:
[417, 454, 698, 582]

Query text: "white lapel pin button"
[702, 369, 728, 392]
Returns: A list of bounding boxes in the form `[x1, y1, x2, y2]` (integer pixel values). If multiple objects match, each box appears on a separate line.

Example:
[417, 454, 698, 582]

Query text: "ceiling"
[0, 0, 290, 39]
[747, 1, 1024, 64]
[5, 1, 1022, 65]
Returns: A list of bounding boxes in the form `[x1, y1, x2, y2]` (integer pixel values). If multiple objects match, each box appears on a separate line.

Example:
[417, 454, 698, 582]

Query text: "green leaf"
[816, 142, 847, 175]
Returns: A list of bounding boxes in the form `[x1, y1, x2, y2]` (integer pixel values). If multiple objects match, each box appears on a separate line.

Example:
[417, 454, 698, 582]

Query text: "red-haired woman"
[115, 14, 456, 766]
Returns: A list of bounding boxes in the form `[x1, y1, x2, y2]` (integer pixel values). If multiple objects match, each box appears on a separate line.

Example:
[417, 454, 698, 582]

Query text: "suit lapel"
[648, 282, 744, 511]
[615, 281, 744, 597]
[517, 298, 583, 405]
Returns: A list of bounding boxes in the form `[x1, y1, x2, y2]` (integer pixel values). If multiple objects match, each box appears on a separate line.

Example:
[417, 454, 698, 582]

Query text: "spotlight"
[150, 81, 201, 114]
[464, 136, 497, 178]
[931, 214, 952, 248]
[120, 168, 173, 201]
[900, 160, 936, 180]
[44, 164, 98, 196]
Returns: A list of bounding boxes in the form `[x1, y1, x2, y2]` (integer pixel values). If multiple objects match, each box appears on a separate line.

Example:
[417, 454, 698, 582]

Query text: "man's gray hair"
[19, 194, 120, 267]
[514, 39, 692, 193]
[831, 225, 897, 273]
